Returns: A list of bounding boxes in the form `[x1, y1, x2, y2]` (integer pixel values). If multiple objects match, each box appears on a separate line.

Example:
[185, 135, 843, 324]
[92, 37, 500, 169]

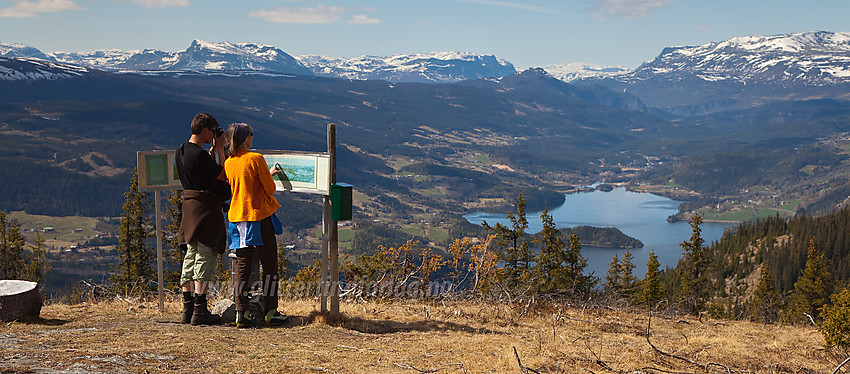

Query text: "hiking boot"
[190, 295, 221, 326]
[181, 300, 194, 324]
[264, 309, 288, 326]
[235, 310, 256, 328]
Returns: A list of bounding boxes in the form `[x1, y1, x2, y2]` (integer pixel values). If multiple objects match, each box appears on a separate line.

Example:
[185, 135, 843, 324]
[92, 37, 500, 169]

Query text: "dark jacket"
[177, 190, 226, 254]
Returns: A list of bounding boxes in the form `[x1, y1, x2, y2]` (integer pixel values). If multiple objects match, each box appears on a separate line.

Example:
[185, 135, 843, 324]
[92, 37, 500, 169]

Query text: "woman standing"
[224, 122, 288, 328]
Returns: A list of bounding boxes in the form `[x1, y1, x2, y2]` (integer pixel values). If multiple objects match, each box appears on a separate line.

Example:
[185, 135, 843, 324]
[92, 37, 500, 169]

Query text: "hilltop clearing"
[0, 298, 834, 373]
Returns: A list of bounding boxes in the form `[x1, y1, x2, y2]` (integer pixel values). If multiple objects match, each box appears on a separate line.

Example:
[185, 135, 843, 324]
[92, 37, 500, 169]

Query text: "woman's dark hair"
[226, 122, 253, 156]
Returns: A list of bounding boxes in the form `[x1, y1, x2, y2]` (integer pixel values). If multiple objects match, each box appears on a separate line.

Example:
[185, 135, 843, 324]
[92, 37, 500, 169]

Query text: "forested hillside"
[698, 208, 850, 320]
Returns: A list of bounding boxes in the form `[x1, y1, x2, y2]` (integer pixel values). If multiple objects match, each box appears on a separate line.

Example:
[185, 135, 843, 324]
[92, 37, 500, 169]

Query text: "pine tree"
[748, 267, 780, 324]
[676, 215, 711, 315]
[112, 169, 154, 294]
[790, 238, 833, 322]
[635, 249, 663, 306]
[482, 194, 532, 291]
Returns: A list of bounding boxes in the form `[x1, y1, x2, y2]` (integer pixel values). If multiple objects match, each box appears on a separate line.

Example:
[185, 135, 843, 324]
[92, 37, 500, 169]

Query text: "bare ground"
[0, 298, 837, 373]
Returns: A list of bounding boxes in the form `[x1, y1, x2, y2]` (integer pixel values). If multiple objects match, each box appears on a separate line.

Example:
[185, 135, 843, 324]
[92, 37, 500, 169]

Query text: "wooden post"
[320, 197, 329, 314]
[327, 124, 339, 319]
[154, 190, 164, 313]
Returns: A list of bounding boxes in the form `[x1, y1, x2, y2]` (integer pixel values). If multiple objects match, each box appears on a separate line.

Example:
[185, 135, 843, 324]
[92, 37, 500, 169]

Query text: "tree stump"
[0, 280, 43, 322]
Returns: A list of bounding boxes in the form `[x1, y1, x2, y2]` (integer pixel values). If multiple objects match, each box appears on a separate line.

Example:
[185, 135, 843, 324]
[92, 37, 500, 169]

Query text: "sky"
[0, 0, 848, 69]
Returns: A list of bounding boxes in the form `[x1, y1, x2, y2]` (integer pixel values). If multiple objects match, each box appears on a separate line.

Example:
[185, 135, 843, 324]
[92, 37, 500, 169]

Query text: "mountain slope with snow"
[297, 51, 516, 83]
[540, 63, 630, 82]
[629, 31, 850, 85]
[0, 57, 88, 80]
[580, 31, 850, 115]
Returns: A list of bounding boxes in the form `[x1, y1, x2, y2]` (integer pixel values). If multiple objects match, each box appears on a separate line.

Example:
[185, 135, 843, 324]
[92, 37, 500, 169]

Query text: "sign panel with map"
[137, 149, 331, 195]
[260, 150, 331, 195]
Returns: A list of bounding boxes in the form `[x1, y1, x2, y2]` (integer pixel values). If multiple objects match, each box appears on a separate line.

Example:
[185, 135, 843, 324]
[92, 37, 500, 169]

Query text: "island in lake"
[553, 226, 643, 249]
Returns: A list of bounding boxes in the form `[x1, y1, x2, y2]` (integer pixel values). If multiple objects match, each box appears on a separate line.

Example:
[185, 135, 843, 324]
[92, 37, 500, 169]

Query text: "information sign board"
[137, 151, 182, 190]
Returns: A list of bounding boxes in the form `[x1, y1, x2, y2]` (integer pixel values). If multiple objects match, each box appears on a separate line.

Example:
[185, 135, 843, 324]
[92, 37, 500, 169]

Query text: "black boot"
[190, 293, 221, 326]
[181, 292, 194, 324]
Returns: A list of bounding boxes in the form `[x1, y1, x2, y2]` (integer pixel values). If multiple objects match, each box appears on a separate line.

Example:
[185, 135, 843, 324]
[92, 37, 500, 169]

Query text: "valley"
[2, 31, 850, 302]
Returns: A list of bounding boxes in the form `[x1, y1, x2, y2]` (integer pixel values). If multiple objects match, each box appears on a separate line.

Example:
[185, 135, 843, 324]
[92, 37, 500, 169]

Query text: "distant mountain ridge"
[628, 31, 850, 85]
[3, 31, 850, 109]
[0, 40, 518, 83]
[297, 51, 516, 83]
[579, 31, 850, 115]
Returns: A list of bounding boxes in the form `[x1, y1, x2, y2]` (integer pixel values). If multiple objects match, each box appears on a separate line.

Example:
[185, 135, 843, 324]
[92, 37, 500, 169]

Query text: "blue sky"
[0, 0, 847, 68]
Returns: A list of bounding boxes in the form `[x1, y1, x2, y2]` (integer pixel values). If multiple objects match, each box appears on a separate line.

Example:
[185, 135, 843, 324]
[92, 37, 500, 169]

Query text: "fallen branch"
[390, 362, 464, 373]
[803, 313, 817, 326]
[554, 314, 604, 324]
[513, 346, 541, 374]
[645, 313, 734, 373]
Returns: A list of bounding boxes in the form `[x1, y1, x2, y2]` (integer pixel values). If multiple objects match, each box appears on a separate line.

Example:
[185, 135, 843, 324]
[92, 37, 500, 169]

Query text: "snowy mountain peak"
[175, 40, 311, 74]
[0, 43, 50, 60]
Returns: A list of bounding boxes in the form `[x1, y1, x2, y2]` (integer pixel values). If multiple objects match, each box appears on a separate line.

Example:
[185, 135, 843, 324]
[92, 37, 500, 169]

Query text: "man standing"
[175, 112, 230, 325]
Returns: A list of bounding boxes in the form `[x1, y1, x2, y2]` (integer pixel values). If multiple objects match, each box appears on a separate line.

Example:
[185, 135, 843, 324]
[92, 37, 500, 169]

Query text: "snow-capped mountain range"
[620, 31, 850, 86]
[0, 40, 517, 83]
[298, 51, 516, 83]
[2, 31, 850, 109]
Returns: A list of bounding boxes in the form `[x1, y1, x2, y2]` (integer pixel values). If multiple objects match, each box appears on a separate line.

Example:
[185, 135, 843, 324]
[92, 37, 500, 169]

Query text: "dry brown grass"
[0, 297, 838, 373]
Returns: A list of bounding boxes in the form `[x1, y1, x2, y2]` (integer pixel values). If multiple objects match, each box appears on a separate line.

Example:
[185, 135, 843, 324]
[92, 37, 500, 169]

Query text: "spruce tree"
[23, 232, 50, 285]
[605, 254, 621, 296]
[748, 267, 780, 324]
[676, 215, 710, 315]
[635, 249, 663, 306]
[163, 190, 183, 289]
[533, 208, 570, 295]
[605, 249, 637, 300]
[112, 169, 154, 294]
[0, 212, 26, 280]
[790, 238, 833, 322]
[819, 288, 850, 349]
[482, 194, 531, 291]
[564, 233, 595, 297]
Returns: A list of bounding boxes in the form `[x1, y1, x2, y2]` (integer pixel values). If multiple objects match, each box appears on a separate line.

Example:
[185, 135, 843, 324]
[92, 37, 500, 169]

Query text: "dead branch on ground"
[645, 313, 738, 373]
[513, 346, 541, 374]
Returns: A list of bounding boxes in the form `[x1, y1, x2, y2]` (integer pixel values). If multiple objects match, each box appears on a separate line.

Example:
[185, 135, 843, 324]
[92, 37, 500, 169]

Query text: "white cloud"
[588, 0, 675, 20]
[456, 0, 558, 14]
[0, 0, 83, 18]
[125, 0, 191, 8]
[349, 14, 380, 24]
[249, 3, 346, 24]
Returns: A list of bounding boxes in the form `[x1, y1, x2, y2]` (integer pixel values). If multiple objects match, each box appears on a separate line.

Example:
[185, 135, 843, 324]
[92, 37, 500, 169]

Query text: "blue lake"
[463, 188, 736, 278]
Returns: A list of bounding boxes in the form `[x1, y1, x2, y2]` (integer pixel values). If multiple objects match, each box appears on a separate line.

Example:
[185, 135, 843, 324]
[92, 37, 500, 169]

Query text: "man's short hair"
[190, 113, 219, 135]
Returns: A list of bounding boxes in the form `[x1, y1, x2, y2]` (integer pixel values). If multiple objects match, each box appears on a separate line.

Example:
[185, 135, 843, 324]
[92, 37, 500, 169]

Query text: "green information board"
[137, 151, 182, 190]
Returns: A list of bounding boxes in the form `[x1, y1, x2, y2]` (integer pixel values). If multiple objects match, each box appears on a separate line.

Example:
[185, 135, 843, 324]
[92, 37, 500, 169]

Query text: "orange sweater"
[224, 150, 280, 222]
